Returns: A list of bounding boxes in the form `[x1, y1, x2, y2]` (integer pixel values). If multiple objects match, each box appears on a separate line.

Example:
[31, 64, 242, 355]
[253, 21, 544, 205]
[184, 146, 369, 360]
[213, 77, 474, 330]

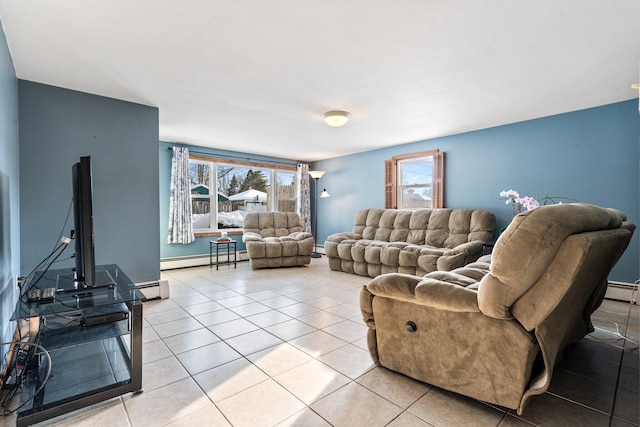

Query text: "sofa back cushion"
[477, 204, 633, 326]
[243, 212, 303, 237]
[353, 208, 495, 248]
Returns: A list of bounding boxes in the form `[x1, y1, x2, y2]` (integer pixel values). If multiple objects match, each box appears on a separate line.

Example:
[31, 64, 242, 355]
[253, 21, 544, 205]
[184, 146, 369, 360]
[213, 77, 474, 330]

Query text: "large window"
[189, 156, 298, 234]
[385, 149, 444, 209]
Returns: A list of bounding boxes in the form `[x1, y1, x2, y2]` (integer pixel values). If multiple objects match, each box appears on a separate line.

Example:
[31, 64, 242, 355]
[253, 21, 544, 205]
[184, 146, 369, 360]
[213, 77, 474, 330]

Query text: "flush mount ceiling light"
[323, 110, 351, 127]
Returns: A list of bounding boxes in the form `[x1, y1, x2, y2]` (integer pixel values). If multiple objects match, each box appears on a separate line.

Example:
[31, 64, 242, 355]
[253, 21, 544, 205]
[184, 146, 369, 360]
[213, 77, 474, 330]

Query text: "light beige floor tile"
[276, 302, 321, 317]
[289, 330, 348, 357]
[194, 357, 270, 402]
[304, 296, 345, 309]
[317, 343, 376, 379]
[143, 307, 191, 326]
[386, 411, 433, 427]
[142, 355, 190, 391]
[216, 379, 306, 427]
[216, 295, 256, 308]
[298, 310, 346, 329]
[163, 405, 231, 426]
[408, 388, 507, 426]
[265, 318, 318, 341]
[274, 359, 351, 405]
[324, 302, 363, 319]
[176, 341, 242, 375]
[322, 319, 368, 343]
[194, 308, 241, 326]
[276, 408, 332, 426]
[224, 329, 283, 355]
[247, 343, 315, 377]
[142, 338, 173, 364]
[357, 367, 431, 409]
[162, 326, 221, 354]
[207, 318, 260, 339]
[229, 301, 272, 317]
[151, 317, 204, 339]
[260, 295, 300, 309]
[180, 300, 224, 316]
[143, 298, 180, 314]
[311, 381, 403, 427]
[142, 325, 160, 344]
[352, 335, 370, 351]
[124, 377, 212, 427]
[171, 294, 214, 307]
[245, 309, 293, 328]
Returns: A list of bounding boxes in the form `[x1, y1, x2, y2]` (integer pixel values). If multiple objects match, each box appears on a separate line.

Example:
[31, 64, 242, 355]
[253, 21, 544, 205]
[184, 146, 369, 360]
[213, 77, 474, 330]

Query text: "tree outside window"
[188, 157, 297, 234]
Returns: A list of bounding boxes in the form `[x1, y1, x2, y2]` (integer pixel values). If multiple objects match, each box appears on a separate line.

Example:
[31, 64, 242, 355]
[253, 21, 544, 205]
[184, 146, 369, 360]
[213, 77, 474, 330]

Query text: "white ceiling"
[1, 1, 638, 162]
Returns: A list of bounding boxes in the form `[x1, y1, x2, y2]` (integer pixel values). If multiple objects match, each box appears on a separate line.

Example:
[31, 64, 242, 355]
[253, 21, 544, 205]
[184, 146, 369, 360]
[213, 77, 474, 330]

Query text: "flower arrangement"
[499, 189, 576, 217]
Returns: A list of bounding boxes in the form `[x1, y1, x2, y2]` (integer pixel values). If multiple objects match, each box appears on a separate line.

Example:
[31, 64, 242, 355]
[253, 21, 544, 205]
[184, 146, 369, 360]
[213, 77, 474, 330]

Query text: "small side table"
[210, 240, 237, 270]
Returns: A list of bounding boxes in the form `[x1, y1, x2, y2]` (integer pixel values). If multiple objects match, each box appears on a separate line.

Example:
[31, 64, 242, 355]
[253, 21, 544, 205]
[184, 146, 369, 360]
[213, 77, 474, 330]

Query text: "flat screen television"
[72, 156, 96, 287]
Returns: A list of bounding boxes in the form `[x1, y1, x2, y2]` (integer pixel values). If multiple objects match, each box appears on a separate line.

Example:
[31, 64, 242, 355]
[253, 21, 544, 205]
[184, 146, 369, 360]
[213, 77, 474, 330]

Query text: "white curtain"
[167, 146, 195, 244]
[297, 163, 311, 233]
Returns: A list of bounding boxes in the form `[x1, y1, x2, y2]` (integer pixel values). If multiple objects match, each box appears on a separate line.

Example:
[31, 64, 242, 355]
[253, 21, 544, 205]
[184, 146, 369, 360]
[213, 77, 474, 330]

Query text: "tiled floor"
[3, 256, 639, 426]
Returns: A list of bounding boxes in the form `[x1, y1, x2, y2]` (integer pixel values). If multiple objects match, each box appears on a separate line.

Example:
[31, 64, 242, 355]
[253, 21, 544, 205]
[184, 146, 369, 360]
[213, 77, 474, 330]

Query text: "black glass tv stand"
[10, 264, 146, 427]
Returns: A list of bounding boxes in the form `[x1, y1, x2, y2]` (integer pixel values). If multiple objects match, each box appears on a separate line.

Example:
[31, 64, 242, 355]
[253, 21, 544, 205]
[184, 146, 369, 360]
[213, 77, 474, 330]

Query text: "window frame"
[188, 155, 298, 236]
[385, 149, 444, 209]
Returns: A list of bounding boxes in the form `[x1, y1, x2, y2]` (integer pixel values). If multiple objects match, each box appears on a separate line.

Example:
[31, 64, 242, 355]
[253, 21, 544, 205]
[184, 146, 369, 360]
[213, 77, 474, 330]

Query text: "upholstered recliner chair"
[360, 204, 635, 414]
[242, 212, 314, 269]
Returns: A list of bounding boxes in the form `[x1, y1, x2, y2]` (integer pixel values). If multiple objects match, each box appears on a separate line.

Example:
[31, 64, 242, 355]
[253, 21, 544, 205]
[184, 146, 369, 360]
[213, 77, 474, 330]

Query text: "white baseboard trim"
[605, 281, 638, 304]
[161, 251, 248, 270]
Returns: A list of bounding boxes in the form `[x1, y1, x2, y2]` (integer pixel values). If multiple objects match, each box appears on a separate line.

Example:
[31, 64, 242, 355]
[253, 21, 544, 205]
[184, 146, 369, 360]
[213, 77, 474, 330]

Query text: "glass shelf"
[11, 264, 145, 427]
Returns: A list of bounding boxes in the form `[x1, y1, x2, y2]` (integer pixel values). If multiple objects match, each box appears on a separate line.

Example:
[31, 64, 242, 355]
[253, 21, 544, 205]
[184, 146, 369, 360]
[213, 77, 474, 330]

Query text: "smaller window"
[385, 150, 444, 209]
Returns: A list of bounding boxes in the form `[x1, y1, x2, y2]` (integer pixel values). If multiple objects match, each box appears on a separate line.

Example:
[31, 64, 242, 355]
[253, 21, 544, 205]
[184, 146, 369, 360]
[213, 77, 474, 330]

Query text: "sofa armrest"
[289, 231, 314, 241]
[365, 272, 481, 313]
[326, 232, 362, 243]
[437, 240, 484, 271]
[242, 232, 264, 243]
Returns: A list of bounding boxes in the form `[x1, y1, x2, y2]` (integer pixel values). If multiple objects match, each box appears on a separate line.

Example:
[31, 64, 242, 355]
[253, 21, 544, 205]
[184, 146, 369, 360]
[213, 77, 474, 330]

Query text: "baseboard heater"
[605, 281, 638, 304]
[136, 279, 170, 300]
[161, 251, 248, 270]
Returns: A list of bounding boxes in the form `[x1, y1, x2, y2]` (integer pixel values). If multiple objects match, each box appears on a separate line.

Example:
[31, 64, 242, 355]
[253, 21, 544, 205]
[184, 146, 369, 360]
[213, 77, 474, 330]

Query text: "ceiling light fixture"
[323, 110, 351, 127]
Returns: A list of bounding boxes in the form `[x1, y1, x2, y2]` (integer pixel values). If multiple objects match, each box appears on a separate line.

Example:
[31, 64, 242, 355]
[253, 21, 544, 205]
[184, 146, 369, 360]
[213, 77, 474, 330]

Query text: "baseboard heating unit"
[605, 281, 638, 304]
[136, 279, 170, 300]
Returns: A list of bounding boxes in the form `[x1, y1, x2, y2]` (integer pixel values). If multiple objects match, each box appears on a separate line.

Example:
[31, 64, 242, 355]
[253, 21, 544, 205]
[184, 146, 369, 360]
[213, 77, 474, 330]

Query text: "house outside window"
[385, 149, 444, 209]
[189, 156, 298, 234]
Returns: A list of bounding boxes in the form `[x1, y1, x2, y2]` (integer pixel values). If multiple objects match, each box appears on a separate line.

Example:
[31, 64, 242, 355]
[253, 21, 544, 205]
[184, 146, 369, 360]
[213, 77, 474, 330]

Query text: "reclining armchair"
[360, 203, 635, 414]
[242, 212, 314, 269]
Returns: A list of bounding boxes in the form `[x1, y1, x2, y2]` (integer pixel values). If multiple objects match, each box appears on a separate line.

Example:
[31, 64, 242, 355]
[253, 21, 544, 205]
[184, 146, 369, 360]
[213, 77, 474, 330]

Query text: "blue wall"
[313, 101, 639, 282]
[159, 141, 301, 259]
[18, 81, 161, 284]
[0, 21, 20, 355]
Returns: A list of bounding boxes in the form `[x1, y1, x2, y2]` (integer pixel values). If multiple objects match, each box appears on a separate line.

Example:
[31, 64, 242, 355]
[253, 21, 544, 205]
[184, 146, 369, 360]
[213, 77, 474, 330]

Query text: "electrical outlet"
[16, 275, 20, 288]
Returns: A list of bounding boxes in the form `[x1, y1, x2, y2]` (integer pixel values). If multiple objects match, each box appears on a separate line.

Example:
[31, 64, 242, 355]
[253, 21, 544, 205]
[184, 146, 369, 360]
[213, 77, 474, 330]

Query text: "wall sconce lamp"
[308, 170, 329, 257]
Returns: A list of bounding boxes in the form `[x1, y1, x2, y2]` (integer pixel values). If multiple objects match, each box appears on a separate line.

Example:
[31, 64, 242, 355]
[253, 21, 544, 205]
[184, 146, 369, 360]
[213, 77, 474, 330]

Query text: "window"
[189, 156, 298, 234]
[385, 150, 444, 209]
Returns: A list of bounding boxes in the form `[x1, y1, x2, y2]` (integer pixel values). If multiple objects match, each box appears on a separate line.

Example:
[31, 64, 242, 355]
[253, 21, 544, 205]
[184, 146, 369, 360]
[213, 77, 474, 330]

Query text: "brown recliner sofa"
[325, 208, 496, 277]
[242, 212, 314, 269]
[360, 203, 635, 414]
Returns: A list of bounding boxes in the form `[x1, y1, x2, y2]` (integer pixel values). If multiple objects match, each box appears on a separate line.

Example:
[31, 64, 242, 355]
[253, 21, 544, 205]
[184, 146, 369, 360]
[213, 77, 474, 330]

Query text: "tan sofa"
[360, 203, 635, 414]
[325, 208, 496, 277]
[242, 212, 314, 269]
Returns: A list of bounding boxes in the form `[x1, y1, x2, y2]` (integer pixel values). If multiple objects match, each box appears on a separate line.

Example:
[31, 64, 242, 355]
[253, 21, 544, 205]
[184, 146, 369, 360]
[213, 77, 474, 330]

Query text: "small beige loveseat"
[242, 212, 314, 269]
[325, 208, 496, 277]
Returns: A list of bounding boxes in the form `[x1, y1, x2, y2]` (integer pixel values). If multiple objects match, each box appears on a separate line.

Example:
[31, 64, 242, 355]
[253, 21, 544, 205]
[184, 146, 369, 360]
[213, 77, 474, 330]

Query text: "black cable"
[0, 341, 52, 416]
